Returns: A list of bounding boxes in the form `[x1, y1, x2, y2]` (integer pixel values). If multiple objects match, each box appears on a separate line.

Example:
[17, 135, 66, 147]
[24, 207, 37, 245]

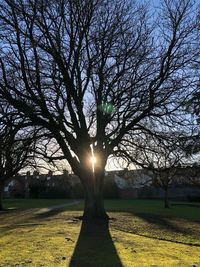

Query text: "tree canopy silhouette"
[0, 0, 199, 220]
[0, 106, 37, 210]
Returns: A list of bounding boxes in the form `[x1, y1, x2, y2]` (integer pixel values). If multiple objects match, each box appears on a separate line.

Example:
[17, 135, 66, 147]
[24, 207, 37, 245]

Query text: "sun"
[90, 155, 97, 165]
[90, 144, 97, 172]
[90, 154, 97, 173]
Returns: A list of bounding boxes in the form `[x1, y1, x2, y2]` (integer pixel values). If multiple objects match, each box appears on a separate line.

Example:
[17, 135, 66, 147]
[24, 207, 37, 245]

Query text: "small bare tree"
[116, 131, 189, 208]
[147, 143, 184, 209]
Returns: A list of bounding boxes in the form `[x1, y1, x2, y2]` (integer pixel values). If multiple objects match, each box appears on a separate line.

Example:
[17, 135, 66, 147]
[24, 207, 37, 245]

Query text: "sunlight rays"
[90, 144, 97, 173]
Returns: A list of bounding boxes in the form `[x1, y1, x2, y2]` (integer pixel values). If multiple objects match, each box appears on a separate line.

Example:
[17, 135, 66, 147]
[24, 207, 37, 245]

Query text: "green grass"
[3, 198, 72, 209]
[105, 199, 200, 221]
[46, 198, 200, 220]
[3, 198, 200, 220]
[0, 198, 200, 266]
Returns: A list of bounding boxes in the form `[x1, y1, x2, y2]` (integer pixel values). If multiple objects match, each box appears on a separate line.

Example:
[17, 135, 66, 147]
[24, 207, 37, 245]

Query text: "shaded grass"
[109, 212, 200, 246]
[51, 199, 200, 221]
[3, 198, 72, 209]
[3, 198, 200, 221]
[105, 200, 200, 246]
[69, 220, 123, 267]
[105, 199, 200, 221]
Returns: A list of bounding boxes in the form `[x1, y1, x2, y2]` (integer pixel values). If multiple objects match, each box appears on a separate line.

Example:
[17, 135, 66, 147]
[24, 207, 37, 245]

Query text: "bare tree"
[0, 0, 198, 220]
[146, 140, 184, 209]
[187, 164, 200, 186]
[0, 110, 37, 210]
[116, 129, 188, 208]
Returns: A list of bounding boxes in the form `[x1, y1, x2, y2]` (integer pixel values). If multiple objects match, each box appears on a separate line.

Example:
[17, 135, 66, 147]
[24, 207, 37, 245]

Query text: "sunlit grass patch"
[0, 199, 200, 266]
[0, 209, 199, 267]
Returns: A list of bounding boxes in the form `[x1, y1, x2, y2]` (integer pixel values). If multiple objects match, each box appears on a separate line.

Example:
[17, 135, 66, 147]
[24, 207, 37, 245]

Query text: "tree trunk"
[164, 187, 169, 208]
[81, 170, 109, 221]
[0, 181, 4, 211]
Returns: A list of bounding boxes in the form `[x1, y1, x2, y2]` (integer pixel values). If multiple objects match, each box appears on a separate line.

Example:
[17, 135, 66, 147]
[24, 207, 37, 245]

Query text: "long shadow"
[33, 207, 64, 220]
[0, 208, 64, 235]
[69, 220, 123, 267]
[132, 212, 195, 235]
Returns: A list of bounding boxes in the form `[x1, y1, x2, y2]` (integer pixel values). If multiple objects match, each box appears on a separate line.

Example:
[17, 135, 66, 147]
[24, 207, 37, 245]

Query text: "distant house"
[106, 167, 200, 200]
[3, 166, 200, 200]
[111, 169, 152, 199]
[114, 169, 152, 188]
[4, 171, 73, 198]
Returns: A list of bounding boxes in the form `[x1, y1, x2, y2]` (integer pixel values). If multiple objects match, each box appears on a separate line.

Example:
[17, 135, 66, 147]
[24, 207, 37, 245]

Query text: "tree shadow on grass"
[33, 207, 64, 220]
[69, 220, 123, 267]
[0, 208, 64, 235]
[133, 212, 194, 235]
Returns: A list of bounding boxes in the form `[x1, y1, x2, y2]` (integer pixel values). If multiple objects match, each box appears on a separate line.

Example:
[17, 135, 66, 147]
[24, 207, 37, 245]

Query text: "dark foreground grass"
[0, 199, 200, 266]
[3, 198, 72, 209]
[3, 198, 200, 220]
[106, 199, 200, 221]
[66, 199, 200, 220]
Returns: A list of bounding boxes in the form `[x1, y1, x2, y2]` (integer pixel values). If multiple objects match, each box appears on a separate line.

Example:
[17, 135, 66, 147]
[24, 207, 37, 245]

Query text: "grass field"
[0, 199, 200, 267]
[4, 198, 72, 209]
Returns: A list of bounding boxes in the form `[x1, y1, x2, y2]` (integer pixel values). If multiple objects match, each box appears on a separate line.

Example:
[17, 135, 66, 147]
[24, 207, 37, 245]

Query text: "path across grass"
[0, 199, 199, 266]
